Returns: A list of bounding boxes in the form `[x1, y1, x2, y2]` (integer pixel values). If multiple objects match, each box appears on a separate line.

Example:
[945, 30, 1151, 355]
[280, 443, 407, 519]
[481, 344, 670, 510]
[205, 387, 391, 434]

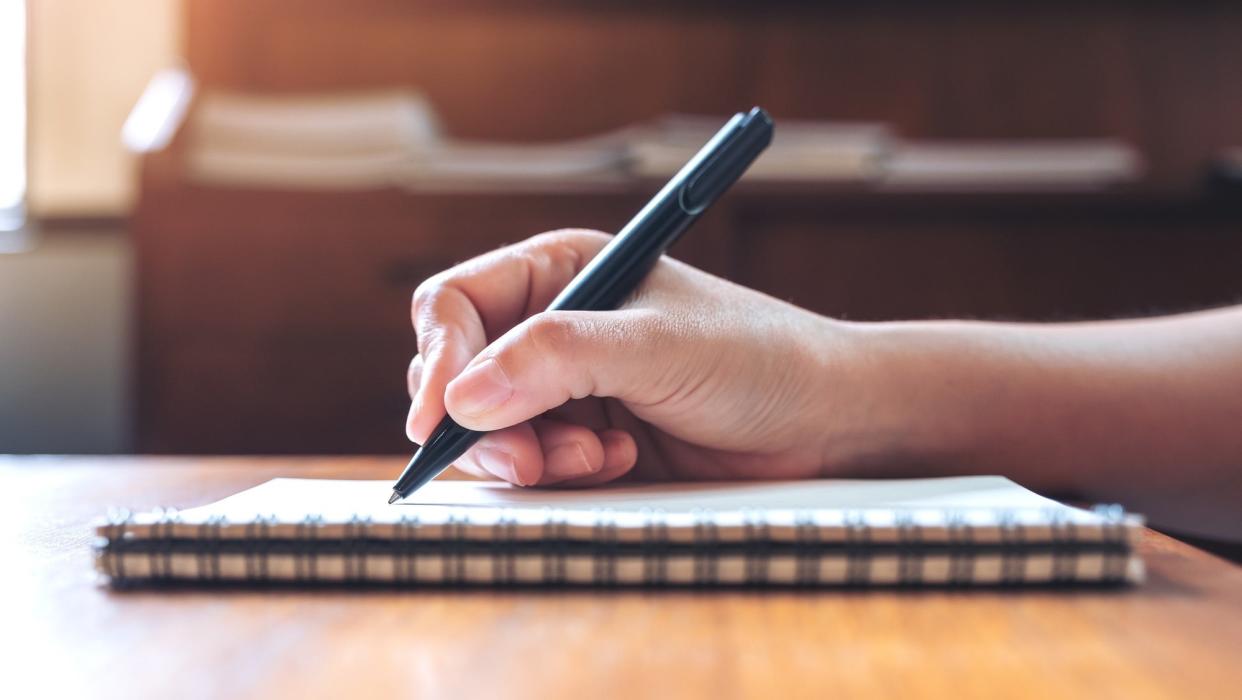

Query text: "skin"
[407, 229, 1242, 540]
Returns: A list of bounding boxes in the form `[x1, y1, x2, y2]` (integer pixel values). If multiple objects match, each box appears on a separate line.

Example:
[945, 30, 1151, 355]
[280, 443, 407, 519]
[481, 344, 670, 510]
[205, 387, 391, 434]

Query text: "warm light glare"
[122, 68, 194, 153]
[0, 0, 25, 212]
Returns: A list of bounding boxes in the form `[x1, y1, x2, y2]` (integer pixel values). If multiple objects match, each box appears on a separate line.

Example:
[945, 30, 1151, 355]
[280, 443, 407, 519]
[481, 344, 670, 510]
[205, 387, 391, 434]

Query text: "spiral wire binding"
[95, 502, 1141, 588]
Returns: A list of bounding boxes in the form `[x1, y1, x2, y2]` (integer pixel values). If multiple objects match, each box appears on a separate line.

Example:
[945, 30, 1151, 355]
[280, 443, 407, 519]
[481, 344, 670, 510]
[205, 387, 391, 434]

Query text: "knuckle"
[557, 228, 612, 243]
[415, 322, 448, 357]
[545, 241, 584, 277]
[520, 312, 598, 400]
[522, 235, 573, 269]
[515, 246, 554, 274]
[411, 275, 447, 315]
[524, 313, 579, 358]
[411, 282, 462, 340]
[527, 230, 570, 249]
[531, 229, 609, 252]
[518, 245, 579, 284]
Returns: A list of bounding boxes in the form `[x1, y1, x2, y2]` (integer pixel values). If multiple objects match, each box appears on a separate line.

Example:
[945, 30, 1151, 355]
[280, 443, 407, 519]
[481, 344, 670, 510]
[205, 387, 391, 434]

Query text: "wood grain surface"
[2, 456, 1239, 699]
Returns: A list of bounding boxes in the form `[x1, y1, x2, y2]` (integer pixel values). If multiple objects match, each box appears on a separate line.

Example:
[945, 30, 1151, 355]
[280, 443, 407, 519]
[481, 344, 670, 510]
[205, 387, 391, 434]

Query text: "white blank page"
[178, 475, 1075, 524]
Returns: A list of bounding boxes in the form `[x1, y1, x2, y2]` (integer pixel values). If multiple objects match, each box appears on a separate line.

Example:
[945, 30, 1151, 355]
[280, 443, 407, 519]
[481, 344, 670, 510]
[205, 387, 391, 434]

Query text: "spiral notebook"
[95, 476, 1144, 588]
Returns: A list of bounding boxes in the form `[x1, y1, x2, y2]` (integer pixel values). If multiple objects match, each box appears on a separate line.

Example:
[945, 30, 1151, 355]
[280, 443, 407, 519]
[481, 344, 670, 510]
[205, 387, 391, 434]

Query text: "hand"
[406, 229, 872, 487]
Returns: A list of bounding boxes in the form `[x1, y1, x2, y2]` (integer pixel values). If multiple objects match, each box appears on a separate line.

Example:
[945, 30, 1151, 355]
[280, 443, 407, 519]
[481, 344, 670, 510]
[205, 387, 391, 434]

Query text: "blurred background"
[2, 0, 1240, 456]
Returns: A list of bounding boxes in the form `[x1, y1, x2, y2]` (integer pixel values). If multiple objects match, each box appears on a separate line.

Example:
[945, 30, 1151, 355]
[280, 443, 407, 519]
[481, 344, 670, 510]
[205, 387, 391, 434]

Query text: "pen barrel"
[551, 197, 692, 312]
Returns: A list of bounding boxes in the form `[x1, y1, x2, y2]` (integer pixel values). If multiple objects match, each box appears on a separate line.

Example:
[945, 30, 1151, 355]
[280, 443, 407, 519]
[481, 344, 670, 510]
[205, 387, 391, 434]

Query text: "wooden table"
[3, 457, 1240, 699]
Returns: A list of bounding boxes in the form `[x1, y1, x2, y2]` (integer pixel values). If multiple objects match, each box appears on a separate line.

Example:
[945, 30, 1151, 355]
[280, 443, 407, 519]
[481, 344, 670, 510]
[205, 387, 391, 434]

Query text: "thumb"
[444, 309, 676, 431]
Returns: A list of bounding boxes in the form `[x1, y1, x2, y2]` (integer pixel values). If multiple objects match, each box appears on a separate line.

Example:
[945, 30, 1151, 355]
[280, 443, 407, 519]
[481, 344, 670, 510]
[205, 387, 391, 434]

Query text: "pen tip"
[388, 491, 401, 505]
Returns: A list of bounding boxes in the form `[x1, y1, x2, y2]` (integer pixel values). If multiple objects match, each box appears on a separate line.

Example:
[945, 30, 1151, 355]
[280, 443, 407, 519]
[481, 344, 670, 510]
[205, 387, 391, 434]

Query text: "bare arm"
[849, 307, 1242, 539]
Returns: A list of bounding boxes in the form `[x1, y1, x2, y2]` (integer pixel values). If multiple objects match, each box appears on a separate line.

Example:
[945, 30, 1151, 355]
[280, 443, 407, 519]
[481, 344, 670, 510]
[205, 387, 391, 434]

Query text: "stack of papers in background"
[880, 140, 1143, 192]
[397, 136, 632, 190]
[187, 90, 630, 190]
[191, 91, 441, 156]
[629, 114, 891, 183]
[188, 90, 440, 189]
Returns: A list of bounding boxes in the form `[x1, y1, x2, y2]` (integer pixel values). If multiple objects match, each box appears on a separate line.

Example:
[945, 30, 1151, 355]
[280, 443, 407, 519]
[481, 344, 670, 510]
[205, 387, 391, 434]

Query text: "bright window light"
[0, 0, 26, 225]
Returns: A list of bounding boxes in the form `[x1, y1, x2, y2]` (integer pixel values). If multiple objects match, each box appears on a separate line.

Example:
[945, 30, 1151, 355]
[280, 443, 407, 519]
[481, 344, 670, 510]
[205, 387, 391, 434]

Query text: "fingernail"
[450, 358, 513, 416]
[545, 442, 596, 479]
[475, 446, 522, 485]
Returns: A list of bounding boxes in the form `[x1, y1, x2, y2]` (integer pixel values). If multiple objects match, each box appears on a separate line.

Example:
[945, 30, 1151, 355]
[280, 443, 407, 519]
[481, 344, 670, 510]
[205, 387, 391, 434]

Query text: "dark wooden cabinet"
[736, 196, 1242, 321]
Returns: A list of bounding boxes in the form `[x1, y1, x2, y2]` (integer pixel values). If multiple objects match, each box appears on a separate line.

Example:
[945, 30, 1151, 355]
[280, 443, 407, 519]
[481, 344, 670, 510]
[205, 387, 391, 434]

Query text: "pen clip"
[679, 108, 773, 215]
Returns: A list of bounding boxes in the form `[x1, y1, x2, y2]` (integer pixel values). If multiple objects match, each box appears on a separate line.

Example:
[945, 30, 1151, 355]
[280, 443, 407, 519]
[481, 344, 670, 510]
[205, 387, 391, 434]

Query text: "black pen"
[389, 107, 774, 503]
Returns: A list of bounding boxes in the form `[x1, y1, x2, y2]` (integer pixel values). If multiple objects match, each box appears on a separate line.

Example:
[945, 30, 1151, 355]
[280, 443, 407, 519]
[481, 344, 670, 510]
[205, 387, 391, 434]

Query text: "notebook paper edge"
[96, 474, 1094, 530]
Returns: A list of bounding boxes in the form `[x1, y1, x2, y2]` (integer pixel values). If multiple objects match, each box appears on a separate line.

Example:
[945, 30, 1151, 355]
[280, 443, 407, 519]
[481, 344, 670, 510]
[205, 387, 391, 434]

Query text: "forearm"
[840, 307, 1242, 538]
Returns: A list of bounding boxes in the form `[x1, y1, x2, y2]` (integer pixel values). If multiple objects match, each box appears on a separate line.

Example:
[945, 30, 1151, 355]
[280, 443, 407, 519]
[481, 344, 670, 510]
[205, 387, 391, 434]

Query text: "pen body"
[550, 196, 695, 312]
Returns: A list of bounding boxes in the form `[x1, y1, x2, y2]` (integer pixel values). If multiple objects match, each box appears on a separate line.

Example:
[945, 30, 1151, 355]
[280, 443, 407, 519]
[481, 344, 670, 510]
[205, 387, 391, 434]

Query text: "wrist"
[811, 318, 983, 478]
